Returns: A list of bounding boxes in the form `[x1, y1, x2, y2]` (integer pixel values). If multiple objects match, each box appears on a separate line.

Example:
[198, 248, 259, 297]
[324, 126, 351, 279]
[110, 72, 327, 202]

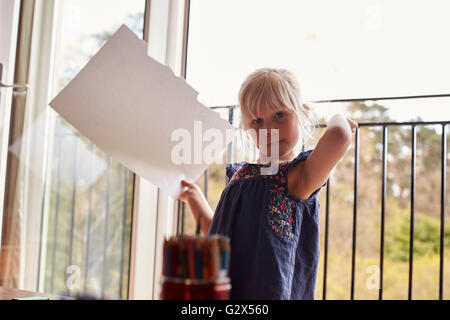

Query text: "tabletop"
[0, 286, 71, 300]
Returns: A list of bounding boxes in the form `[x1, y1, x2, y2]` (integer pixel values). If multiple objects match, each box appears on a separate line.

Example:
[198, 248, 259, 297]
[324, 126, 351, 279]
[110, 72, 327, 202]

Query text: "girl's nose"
[262, 120, 279, 132]
[266, 125, 280, 136]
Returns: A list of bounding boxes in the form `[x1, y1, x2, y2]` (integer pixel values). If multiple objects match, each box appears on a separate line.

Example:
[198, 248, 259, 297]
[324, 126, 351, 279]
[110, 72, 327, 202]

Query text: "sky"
[186, 0, 450, 122]
[59, 0, 450, 123]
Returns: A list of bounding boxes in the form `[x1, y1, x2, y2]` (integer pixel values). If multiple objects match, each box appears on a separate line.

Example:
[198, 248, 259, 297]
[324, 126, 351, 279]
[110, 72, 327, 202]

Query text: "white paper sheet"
[49, 25, 235, 199]
[9, 110, 108, 187]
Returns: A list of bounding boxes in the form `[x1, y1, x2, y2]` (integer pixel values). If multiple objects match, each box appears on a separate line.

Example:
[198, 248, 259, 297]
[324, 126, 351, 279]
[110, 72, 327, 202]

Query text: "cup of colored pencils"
[160, 234, 231, 300]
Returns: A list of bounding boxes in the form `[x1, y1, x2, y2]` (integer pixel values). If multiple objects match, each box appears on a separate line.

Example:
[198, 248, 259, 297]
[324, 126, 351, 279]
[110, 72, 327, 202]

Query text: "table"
[0, 286, 71, 300]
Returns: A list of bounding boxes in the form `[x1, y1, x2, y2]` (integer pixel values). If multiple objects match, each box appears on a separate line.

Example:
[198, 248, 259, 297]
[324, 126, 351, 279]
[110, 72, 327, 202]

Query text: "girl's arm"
[289, 114, 357, 200]
[178, 180, 213, 235]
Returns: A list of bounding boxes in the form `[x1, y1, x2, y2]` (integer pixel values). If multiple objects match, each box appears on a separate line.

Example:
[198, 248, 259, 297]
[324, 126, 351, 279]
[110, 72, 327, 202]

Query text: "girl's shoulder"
[286, 149, 314, 169]
[226, 161, 247, 180]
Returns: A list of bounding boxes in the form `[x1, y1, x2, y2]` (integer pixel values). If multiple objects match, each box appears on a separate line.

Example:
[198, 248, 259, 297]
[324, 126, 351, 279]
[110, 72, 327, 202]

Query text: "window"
[187, 0, 450, 121]
[185, 0, 450, 300]
[0, 0, 146, 299]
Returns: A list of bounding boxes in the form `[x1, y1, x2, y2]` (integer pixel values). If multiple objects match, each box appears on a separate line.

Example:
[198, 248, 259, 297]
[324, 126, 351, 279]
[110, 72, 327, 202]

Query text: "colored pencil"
[194, 237, 203, 279]
[186, 236, 196, 279]
[201, 238, 210, 280]
[162, 235, 230, 281]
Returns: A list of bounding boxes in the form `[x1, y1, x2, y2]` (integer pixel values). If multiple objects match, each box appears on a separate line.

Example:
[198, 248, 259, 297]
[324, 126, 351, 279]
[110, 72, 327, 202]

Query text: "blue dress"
[208, 149, 326, 300]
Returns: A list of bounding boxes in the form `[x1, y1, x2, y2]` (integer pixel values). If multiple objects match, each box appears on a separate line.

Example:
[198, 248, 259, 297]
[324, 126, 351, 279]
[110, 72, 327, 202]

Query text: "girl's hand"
[178, 180, 203, 203]
[347, 118, 358, 134]
[178, 179, 213, 236]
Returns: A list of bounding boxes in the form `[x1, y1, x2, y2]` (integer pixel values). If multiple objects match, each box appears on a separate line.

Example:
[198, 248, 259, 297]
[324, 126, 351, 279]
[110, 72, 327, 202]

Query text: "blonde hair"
[237, 67, 318, 159]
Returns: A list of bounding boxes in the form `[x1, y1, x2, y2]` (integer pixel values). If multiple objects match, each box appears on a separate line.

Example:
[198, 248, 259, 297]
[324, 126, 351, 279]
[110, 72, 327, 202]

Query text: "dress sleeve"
[226, 163, 236, 180]
[287, 149, 313, 168]
[225, 162, 244, 182]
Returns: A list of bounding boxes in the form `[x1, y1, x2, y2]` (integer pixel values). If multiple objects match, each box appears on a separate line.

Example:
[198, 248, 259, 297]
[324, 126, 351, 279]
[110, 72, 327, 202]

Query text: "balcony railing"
[176, 93, 449, 300]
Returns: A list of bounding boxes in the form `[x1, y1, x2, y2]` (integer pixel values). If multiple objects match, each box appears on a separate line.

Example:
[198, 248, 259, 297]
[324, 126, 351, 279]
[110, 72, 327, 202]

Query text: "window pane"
[186, 0, 450, 301]
[187, 0, 450, 121]
[45, 0, 145, 299]
[0, 0, 145, 300]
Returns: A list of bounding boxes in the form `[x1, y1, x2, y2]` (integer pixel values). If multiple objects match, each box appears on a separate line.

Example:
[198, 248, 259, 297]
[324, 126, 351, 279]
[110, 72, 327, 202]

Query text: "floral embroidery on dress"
[267, 177, 296, 241]
[230, 162, 296, 241]
[229, 164, 264, 181]
[229, 161, 289, 182]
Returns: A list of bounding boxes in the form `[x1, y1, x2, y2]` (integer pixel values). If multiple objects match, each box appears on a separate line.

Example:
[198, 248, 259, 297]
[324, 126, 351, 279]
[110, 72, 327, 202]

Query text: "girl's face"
[245, 106, 300, 161]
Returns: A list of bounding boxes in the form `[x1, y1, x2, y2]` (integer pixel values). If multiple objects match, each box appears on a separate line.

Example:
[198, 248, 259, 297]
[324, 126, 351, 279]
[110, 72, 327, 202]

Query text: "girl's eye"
[252, 118, 262, 125]
[274, 112, 285, 119]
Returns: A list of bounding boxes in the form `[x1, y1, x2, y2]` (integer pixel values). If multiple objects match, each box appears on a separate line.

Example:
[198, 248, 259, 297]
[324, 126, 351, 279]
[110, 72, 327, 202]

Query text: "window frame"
[128, 0, 191, 300]
[0, 0, 20, 260]
[0, 0, 190, 299]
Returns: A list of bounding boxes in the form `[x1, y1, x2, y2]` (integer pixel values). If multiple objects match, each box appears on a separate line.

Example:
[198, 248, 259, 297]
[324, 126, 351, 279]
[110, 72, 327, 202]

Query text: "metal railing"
[176, 93, 449, 300]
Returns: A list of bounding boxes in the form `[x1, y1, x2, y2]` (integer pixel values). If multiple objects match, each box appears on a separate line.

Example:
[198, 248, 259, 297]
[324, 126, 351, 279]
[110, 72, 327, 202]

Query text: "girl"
[179, 68, 358, 299]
